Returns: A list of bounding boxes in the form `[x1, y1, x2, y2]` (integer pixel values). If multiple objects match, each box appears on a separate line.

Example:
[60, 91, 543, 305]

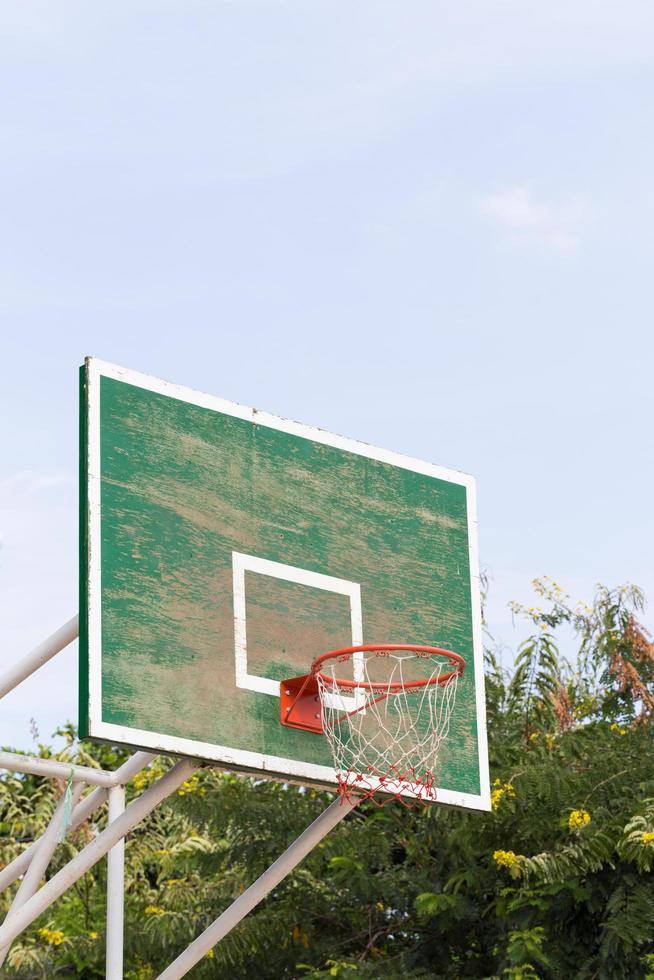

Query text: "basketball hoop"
[280, 644, 465, 806]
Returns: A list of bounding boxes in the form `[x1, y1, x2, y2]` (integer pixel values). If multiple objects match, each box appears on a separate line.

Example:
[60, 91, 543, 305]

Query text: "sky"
[1, 1, 653, 750]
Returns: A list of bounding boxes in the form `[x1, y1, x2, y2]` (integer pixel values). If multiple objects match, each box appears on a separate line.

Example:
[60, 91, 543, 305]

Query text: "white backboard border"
[82, 357, 490, 811]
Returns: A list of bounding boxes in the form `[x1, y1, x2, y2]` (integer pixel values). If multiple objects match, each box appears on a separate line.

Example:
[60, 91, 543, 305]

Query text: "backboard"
[79, 358, 490, 810]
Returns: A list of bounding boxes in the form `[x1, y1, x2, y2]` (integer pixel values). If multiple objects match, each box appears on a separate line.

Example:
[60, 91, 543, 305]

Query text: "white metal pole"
[0, 751, 154, 894]
[0, 615, 79, 699]
[110, 751, 157, 785]
[0, 782, 85, 968]
[0, 759, 198, 950]
[106, 785, 125, 980]
[0, 750, 119, 787]
[157, 796, 358, 980]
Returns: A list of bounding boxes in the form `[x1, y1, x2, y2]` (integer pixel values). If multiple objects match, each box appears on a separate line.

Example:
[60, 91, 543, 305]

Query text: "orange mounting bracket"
[280, 674, 323, 734]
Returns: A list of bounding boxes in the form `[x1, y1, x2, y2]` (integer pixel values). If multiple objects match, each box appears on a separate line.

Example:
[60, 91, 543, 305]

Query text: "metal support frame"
[1, 617, 358, 977]
[107, 785, 126, 979]
[0, 751, 154, 894]
[0, 749, 131, 786]
[0, 759, 198, 950]
[0, 782, 85, 968]
[0, 618, 165, 971]
[0, 615, 79, 699]
[157, 795, 358, 979]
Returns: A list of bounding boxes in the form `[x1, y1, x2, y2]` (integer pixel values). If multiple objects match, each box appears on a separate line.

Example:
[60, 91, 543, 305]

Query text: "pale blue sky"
[1, 1, 653, 748]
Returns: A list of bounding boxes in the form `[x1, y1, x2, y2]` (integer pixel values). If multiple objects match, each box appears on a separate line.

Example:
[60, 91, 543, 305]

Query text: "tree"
[1, 580, 654, 978]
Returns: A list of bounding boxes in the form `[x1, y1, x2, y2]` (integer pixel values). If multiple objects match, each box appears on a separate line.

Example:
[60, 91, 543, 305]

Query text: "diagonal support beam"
[157, 796, 358, 979]
[0, 616, 79, 699]
[0, 782, 85, 968]
[0, 759, 198, 950]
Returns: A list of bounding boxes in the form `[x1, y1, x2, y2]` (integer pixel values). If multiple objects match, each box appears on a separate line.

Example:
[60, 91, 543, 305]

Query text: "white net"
[317, 650, 460, 805]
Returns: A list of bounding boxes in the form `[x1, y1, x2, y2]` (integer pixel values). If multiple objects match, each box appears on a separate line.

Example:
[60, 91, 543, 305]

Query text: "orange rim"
[311, 643, 465, 691]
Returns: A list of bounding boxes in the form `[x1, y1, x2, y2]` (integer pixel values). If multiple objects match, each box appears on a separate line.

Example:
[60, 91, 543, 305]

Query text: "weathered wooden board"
[79, 358, 489, 809]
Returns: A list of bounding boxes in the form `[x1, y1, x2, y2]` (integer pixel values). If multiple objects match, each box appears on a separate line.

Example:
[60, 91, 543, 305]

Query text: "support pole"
[0, 782, 85, 968]
[0, 751, 154, 894]
[106, 786, 125, 980]
[0, 616, 79, 699]
[0, 750, 119, 787]
[0, 759, 198, 950]
[157, 796, 358, 980]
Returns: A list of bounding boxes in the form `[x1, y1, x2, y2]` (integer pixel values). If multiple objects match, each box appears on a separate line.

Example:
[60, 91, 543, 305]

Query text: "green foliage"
[2, 580, 654, 977]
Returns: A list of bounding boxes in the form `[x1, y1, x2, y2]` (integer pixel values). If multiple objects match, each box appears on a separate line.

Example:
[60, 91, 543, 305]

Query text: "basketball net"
[317, 650, 460, 806]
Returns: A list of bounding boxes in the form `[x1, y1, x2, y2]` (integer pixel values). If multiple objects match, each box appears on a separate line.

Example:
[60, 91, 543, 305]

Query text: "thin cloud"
[480, 185, 591, 255]
[0, 471, 75, 496]
[0, 471, 75, 555]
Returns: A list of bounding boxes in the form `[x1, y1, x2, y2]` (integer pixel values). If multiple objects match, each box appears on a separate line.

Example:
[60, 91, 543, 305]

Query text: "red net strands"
[313, 645, 465, 807]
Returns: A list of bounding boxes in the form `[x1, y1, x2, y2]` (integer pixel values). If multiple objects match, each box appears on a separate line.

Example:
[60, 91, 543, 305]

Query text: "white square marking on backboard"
[232, 552, 363, 699]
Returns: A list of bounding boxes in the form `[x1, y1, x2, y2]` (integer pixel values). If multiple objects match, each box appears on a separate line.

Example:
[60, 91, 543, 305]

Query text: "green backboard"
[80, 358, 490, 809]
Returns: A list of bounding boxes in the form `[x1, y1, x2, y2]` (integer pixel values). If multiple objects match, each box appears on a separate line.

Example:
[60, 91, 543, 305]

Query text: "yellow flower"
[144, 905, 166, 916]
[38, 926, 65, 946]
[491, 780, 516, 811]
[493, 850, 522, 877]
[610, 723, 627, 735]
[529, 731, 540, 742]
[291, 925, 310, 947]
[569, 809, 591, 831]
[491, 787, 503, 810]
[89, 931, 98, 940]
[205, 949, 215, 959]
[177, 773, 201, 796]
[133, 760, 167, 792]
[641, 831, 654, 845]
